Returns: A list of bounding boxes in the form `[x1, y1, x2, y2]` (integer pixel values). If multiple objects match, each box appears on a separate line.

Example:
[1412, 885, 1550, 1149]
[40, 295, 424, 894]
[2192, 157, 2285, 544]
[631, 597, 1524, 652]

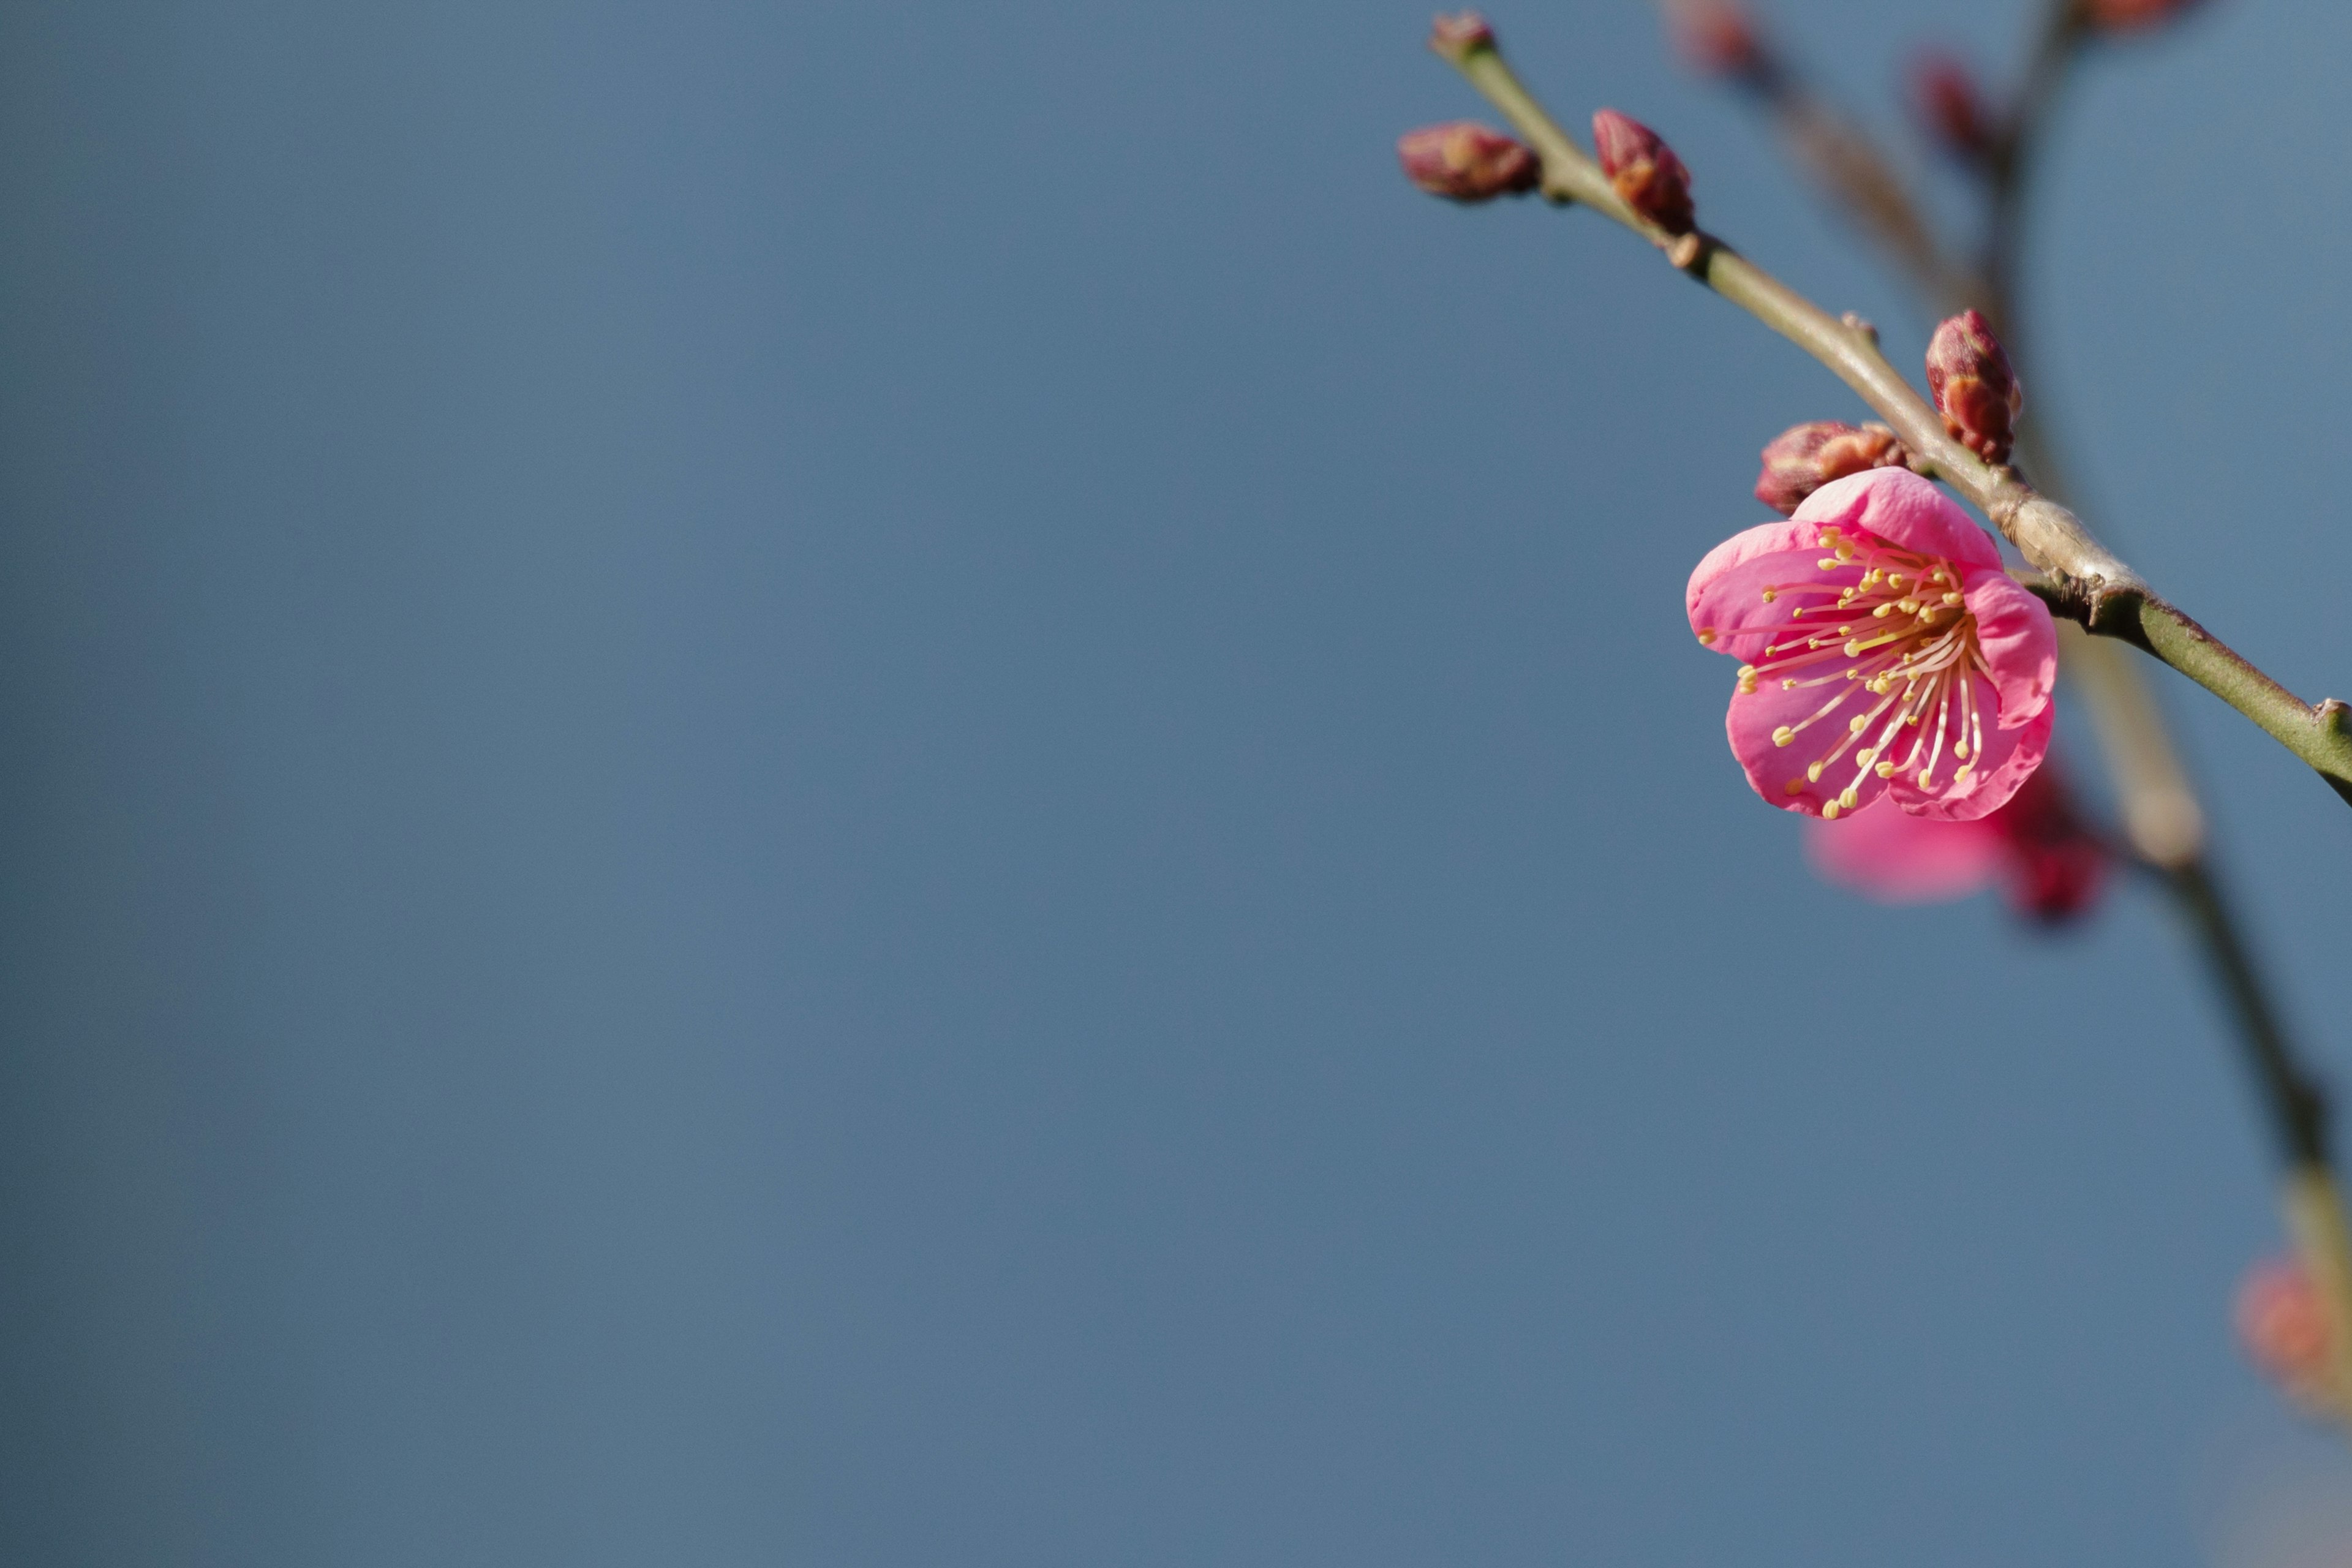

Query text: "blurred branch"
[1626, 0, 2352, 1423]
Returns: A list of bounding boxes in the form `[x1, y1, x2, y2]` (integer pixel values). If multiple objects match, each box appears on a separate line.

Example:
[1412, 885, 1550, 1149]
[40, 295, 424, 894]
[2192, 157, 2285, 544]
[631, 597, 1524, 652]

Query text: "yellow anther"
[1887, 572, 1904, 589]
[1953, 741, 1971, 760]
[1943, 592, 1964, 607]
[1736, 663, 1757, 679]
[1875, 761, 1896, 778]
[1737, 678, 1757, 695]
[1782, 678, 1796, 690]
[1817, 557, 1841, 570]
[1848, 715, 1868, 734]
[1698, 628, 1717, 645]
[1856, 748, 1877, 767]
[1772, 726, 1795, 747]
[1838, 786, 1859, 810]
[1822, 800, 1841, 820]
[1872, 603, 1895, 619]
[1897, 600, 1920, 615]
[1917, 773, 1935, 790]
[1761, 587, 1777, 602]
[1954, 764, 1975, 783]
[1806, 762, 1825, 782]
[1835, 545, 1855, 562]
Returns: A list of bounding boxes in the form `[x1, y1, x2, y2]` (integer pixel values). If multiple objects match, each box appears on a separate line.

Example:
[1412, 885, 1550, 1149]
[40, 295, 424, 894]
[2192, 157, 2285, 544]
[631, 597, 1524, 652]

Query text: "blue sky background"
[3, 1, 2350, 1563]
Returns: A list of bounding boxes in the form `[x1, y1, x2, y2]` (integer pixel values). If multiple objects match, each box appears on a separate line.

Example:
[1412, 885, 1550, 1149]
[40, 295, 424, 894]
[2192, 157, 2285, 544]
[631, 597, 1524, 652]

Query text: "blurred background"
[3, 0, 2349, 1562]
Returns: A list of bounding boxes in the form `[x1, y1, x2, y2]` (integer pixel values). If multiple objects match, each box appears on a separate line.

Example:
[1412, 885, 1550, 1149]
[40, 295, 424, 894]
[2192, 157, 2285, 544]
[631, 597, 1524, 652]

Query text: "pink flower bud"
[1989, 766, 2106, 923]
[1924, 309, 2022, 466]
[1396, 122, 1540, 203]
[1426, 11, 1496, 65]
[1661, 0, 1765, 79]
[1592, 109, 1695, 236]
[2085, 0, 2206, 33]
[2237, 1259, 2339, 1414]
[1909, 51, 1993, 162]
[1754, 421, 1909, 515]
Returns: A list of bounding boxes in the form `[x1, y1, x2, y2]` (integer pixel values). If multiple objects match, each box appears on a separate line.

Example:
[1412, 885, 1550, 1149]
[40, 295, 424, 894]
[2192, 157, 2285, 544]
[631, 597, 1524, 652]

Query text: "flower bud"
[1991, 767, 2106, 924]
[1427, 11, 1496, 65]
[1591, 110, 1695, 236]
[1754, 421, 1908, 515]
[2237, 1259, 2339, 1414]
[1396, 122, 1540, 203]
[1909, 51, 1993, 163]
[1924, 309, 2022, 465]
[1661, 0, 1764, 80]
[2084, 0, 2206, 34]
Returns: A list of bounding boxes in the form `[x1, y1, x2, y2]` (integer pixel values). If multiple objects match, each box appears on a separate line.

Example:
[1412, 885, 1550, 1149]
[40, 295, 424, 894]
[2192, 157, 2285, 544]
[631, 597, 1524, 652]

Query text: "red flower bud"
[1591, 109, 1695, 236]
[2237, 1258, 2339, 1415]
[2084, 0, 2206, 34]
[1989, 766, 2106, 924]
[1924, 309, 2022, 465]
[1909, 51, 1993, 162]
[1427, 11, 1496, 65]
[1754, 421, 1909, 515]
[1396, 122, 1540, 203]
[1661, 0, 1765, 79]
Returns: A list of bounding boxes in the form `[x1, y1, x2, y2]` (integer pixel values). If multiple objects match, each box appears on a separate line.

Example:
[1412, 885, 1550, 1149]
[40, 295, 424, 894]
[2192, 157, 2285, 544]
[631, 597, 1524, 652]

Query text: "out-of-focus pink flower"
[1806, 763, 2107, 922]
[1661, 0, 1765, 79]
[1396, 123, 1540, 203]
[1926, 309, 2024, 466]
[2237, 1258, 2339, 1414]
[2085, 0, 2206, 34]
[1592, 109, 1696, 235]
[1909, 51, 1994, 162]
[1686, 469, 2057, 823]
[1755, 421, 1909, 515]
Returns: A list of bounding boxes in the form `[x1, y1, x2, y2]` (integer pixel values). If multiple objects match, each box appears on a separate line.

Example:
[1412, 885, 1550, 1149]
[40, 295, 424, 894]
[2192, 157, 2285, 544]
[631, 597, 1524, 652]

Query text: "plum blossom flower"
[2237, 1257, 2339, 1414]
[1805, 763, 2107, 922]
[1686, 468, 2057, 822]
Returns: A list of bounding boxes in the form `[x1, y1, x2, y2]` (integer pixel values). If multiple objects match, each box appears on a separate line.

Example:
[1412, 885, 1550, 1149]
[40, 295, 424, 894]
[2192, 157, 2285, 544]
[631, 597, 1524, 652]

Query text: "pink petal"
[1804, 802, 2008, 902]
[1725, 666, 1898, 818]
[1791, 469, 2002, 571]
[1887, 681, 2053, 821]
[1686, 521, 1827, 652]
[1686, 546, 1847, 657]
[1960, 566, 2058, 728]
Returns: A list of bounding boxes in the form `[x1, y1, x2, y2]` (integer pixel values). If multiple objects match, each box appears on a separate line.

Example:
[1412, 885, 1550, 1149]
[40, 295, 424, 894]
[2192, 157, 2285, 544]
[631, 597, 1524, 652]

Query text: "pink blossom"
[1686, 468, 2057, 823]
[2237, 1257, 2338, 1414]
[1806, 764, 2107, 922]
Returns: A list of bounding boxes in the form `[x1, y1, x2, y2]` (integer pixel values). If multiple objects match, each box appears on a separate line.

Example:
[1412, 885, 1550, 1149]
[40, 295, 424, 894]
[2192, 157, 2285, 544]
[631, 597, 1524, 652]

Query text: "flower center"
[1742, 524, 1991, 817]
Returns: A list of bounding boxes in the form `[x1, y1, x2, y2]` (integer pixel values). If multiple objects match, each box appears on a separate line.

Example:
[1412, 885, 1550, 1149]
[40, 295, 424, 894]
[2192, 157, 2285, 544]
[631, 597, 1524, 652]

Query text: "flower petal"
[1687, 548, 1849, 657]
[1887, 677, 2052, 821]
[1960, 567, 2058, 728]
[1792, 469, 2002, 571]
[1804, 803, 2008, 902]
[1725, 667, 1898, 818]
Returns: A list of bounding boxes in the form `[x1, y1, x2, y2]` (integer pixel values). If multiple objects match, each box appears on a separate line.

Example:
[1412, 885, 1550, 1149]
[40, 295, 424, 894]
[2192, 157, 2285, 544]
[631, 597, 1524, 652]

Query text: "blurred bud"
[1990, 766, 2106, 924]
[1396, 122, 1540, 203]
[1661, 0, 1765, 80]
[2084, 0, 2206, 34]
[1754, 421, 1909, 514]
[1924, 309, 2022, 465]
[1909, 51, 1994, 162]
[2237, 1258, 2339, 1414]
[1427, 11, 1496, 65]
[1592, 110, 1696, 235]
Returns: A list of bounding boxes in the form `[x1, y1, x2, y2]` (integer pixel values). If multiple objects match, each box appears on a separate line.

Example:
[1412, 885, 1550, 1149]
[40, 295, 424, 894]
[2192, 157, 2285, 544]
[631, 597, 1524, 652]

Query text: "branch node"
[1839, 311, 1879, 345]
[1667, 232, 1706, 271]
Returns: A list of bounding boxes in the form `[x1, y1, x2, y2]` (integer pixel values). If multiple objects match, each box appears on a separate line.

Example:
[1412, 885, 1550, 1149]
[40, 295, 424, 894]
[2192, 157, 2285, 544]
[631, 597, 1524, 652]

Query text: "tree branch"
[1444, 36, 2352, 809]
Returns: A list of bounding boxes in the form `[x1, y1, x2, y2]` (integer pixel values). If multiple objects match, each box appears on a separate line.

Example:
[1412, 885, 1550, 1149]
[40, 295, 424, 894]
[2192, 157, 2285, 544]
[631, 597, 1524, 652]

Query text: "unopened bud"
[1909, 51, 1993, 162]
[1396, 122, 1539, 203]
[1427, 11, 1496, 65]
[1924, 309, 2022, 465]
[2237, 1259, 2339, 1415]
[1592, 109, 1695, 235]
[1661, 0, 1765, 80]
[1991, 767, 2106, 924]
[2084, 0, 2206, 34]
[1754, 421, 1908, 515]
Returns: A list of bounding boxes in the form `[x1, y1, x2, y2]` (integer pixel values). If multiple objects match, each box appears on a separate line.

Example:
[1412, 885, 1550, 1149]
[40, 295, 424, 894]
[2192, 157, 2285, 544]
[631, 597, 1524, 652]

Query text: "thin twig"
[1443, 36, 2352, 809]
